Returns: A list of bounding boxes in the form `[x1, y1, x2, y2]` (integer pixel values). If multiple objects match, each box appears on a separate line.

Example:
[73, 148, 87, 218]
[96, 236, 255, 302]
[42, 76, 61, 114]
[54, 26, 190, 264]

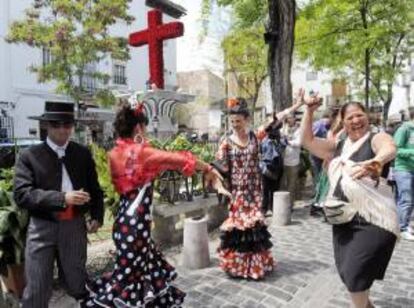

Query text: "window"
[113, 64, 127, 85]
[42, 48, 52, 66]
[82, 63, 97, 92]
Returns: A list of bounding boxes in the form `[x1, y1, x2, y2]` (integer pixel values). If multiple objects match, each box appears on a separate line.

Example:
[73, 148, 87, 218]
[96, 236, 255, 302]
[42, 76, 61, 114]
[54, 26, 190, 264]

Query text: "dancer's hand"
[351, 159, 382, 180]
[87, 219, 101, 233]
[204, 167, 224, 183]
[211, 177, 232, 198]
[304, 92, 323, 112]
[204, 168, 231, 198]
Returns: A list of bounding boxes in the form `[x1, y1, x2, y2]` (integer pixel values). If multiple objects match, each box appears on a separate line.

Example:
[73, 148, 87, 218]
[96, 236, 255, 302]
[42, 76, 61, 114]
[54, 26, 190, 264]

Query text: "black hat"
[29, 101, 75, 122]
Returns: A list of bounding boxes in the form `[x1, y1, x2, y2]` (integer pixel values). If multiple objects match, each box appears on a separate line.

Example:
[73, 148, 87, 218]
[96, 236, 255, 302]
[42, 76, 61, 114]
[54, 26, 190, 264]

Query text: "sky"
[175, 0, 231, 76]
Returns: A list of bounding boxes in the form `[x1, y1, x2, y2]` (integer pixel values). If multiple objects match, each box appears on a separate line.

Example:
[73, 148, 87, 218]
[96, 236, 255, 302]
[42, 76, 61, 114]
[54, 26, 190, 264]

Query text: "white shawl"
[327, 133, 400, 237]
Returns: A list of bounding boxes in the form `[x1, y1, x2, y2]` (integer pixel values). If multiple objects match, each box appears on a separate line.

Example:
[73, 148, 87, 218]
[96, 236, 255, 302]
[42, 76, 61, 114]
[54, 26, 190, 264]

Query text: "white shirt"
[282, 126, 302, 166]
[46, 137, 73, 193]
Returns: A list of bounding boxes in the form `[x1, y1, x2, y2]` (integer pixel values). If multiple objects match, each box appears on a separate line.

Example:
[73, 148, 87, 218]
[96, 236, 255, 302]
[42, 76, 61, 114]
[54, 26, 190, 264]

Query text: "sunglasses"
[49, 121, 74, 129]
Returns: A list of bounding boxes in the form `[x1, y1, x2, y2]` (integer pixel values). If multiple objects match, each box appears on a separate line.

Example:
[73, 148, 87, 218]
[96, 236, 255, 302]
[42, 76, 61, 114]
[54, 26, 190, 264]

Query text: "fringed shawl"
[327, 133, 400, 237]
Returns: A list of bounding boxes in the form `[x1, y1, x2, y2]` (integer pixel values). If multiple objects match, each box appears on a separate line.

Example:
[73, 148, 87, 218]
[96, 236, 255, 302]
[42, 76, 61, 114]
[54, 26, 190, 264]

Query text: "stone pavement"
[37, 202, 414, 307]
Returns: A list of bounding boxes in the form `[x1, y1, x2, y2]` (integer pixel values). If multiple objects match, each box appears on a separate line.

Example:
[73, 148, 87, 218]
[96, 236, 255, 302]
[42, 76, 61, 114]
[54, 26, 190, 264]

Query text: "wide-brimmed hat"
[29, 101, 75, 122]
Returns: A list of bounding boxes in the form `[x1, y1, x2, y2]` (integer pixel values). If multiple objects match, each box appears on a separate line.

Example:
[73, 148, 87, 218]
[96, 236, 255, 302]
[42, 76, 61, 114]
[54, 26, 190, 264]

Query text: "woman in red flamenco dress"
[85, 101, 228, 308]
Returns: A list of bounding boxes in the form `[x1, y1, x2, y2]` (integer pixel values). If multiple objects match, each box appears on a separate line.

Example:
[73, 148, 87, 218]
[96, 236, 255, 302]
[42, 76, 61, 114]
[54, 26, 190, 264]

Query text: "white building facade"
[0, 0, 179, 139]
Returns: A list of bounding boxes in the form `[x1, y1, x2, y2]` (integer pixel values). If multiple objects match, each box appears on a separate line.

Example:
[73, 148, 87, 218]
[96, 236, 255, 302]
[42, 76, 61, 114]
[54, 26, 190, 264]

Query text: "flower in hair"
[227, 98, 239, 108]
[134, 102, 145, 117]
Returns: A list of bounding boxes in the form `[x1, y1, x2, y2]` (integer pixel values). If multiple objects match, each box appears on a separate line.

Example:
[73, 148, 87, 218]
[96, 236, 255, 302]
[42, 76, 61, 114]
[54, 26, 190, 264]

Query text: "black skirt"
[333, 215, 397, 292]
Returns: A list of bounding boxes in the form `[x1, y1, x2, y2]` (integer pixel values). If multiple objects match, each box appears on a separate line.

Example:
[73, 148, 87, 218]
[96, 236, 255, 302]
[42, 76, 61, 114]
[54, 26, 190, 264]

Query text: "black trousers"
[262, 175, 282, 212]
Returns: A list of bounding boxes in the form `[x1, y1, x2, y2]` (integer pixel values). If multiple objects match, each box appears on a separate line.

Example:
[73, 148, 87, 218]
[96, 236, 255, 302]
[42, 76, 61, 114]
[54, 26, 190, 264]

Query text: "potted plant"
[0, 168, 28, 299]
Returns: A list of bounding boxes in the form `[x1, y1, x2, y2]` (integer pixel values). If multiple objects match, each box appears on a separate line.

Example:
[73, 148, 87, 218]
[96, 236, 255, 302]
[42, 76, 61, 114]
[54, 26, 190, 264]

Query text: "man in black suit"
[13, 102, 104, 308]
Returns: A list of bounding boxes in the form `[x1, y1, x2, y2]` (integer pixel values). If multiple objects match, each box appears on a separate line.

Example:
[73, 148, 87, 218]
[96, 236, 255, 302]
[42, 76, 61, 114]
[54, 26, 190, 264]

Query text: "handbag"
[323, 198, 357, 225]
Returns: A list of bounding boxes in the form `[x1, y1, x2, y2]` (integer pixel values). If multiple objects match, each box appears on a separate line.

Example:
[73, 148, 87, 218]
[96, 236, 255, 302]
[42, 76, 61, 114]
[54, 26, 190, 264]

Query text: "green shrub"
[0, 188, 28, 274]
[90, 144, 119, 217]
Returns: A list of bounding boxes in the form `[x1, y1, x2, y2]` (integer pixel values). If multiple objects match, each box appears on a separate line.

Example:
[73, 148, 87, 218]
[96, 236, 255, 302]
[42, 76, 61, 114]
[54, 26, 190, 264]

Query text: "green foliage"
[165, 134, 193, 151]
[222, 26, 268, 116]
[0, 169, 15, 192]
[6, 0, 134, 106]
[95, 89, 117, 108]
[0, 188, 28, 272]
[296, 0, 414, 112]
[90, 144, 119, 217]
[149, 134, 215, 163]
[201, 0, 267, 30]
[201, 1, 268, 121]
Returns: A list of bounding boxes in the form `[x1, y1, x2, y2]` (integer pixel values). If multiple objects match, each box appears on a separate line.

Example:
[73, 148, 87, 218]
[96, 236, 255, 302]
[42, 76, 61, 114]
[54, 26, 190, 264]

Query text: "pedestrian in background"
[393, 106, 414, 240]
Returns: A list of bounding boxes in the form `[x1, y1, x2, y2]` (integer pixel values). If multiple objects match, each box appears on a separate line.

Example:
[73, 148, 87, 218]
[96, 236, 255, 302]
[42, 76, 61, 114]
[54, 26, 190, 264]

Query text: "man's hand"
[87, 219, 101, 233]
[65, 190, 90, 206]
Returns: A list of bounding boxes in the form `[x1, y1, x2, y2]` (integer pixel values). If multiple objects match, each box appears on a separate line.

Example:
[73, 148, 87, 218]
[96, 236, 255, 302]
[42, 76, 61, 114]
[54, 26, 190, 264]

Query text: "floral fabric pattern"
[216, 132, 275, 279]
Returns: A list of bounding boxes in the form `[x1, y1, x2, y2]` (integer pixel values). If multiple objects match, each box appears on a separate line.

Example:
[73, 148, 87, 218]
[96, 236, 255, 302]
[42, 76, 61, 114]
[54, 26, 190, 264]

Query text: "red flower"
[227, 98, 238, 108]
[134, 103, 145, 116]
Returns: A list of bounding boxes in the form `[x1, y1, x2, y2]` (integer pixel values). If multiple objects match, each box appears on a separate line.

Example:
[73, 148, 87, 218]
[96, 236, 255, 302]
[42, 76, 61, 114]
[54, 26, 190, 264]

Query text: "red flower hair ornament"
[227, 98, 239, 108]
[227, 97, 249, 115]
[128, 93, 145, 117]
[134, 102, 145, 117]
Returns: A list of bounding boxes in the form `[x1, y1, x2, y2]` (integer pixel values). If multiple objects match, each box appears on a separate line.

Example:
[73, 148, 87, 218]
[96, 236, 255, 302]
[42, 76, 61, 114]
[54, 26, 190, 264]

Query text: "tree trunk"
[382, 82, 393, 123]
[364, 49, 370, 109]
[267, 0, 296, 112]
[360, 1, 370, 109]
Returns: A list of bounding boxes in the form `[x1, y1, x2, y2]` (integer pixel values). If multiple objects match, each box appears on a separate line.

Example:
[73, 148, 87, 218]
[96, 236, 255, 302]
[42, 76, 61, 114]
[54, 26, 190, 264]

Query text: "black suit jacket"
[13, 141, 104, 224]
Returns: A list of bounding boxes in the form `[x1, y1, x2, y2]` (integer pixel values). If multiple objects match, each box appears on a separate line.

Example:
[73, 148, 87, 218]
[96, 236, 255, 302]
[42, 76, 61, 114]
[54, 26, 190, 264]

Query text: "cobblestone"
[40, 202, 414, 308]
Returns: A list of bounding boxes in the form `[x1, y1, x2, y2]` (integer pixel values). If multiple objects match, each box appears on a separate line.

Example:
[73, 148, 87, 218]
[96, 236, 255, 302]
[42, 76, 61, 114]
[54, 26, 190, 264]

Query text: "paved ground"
[7, 201, 414, 308]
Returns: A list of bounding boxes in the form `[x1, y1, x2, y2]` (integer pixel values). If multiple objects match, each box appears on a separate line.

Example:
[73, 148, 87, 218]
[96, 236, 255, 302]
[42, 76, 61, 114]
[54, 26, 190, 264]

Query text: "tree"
[222, 27, 268, 123]
[266, 0, 296, 111]
[201, 0, 296, 111]
[6, 0, 134, 113]
[296, 0, 414, 120]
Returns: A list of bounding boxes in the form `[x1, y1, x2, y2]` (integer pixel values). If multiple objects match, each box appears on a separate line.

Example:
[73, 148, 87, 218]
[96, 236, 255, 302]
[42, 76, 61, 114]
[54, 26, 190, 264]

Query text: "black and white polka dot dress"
[85, 185, 185, 307]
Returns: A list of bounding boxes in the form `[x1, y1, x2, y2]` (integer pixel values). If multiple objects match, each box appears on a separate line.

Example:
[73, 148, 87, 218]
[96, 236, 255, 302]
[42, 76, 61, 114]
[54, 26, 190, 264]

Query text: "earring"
[134, 134, 144, 144]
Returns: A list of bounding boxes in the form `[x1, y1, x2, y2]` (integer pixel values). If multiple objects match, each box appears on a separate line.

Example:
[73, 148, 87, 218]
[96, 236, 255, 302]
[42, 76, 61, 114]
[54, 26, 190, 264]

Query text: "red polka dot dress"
[85, 138, 196, 307]
[216, 132, 275, 280]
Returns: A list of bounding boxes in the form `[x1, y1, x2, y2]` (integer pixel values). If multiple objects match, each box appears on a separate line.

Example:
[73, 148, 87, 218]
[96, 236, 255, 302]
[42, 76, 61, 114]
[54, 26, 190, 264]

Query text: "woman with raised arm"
[85, 100, 229, 308]
[301, 98, 399, 308]
[214, 97, 287, 280]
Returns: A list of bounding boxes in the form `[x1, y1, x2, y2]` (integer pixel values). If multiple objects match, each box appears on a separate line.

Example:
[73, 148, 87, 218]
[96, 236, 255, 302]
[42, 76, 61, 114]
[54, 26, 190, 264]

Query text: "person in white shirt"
[281, 113, 302, 207]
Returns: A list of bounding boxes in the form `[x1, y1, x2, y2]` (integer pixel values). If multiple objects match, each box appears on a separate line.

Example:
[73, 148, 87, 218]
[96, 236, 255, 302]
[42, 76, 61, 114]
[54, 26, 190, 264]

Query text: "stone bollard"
[273, 191, 291, 226]
[182, 216, 210, 269]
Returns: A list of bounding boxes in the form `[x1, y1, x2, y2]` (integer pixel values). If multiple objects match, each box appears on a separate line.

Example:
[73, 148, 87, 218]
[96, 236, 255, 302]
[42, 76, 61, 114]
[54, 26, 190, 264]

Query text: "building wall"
[177, 69, 225, 134]
[0, 0, 179, 139]
[177, 70, 225, 99]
